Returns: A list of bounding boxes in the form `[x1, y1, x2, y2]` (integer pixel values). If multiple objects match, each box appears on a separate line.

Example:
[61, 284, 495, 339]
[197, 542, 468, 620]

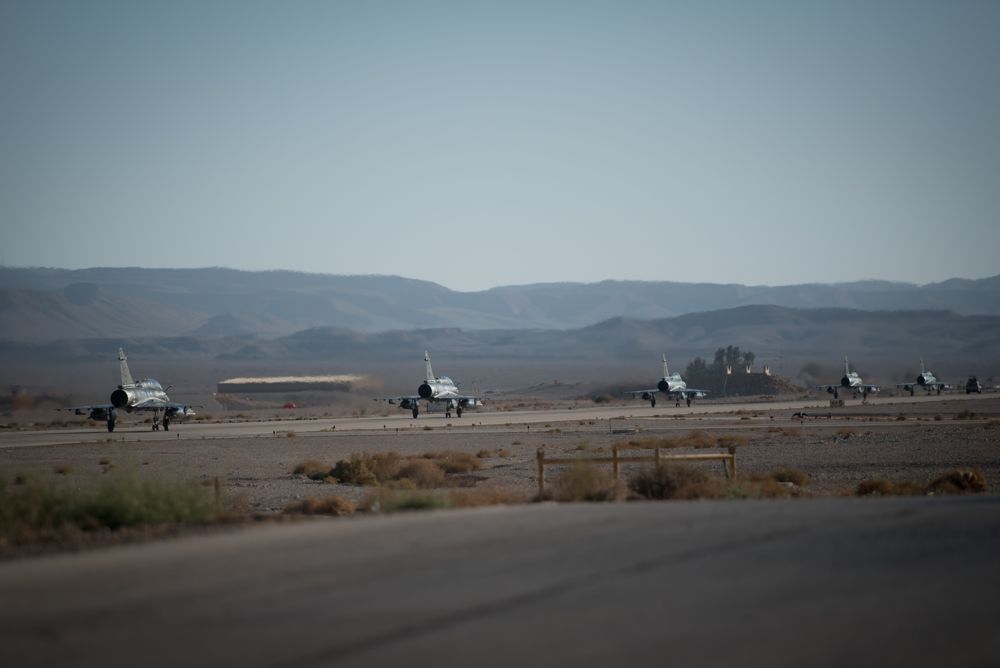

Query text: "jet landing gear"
[107, 418, 116, 433]
[412, 406, 419, 419]
[150, 410, 168, 431]
[686, 397, 692, 407]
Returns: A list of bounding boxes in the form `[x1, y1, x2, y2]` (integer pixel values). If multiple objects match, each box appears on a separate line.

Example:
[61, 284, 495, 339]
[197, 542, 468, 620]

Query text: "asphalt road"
[1, 392, 988, 448]
[2, 496, 997, 668]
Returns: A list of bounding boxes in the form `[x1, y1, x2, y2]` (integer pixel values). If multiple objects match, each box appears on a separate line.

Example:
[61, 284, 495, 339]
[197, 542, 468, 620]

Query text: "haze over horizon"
[3, 1, 999, 292]
[2, 264, 996, 294]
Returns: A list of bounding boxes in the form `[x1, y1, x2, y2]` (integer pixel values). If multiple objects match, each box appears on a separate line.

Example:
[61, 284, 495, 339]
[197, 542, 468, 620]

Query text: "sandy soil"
[3, 396, 998, 513]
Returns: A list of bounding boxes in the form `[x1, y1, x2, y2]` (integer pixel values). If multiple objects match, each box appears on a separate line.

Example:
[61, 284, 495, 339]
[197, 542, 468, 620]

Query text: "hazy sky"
[2, 1, 998, 291]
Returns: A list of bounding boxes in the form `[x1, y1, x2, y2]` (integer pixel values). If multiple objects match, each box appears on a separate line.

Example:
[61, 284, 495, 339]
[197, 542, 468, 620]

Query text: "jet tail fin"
[424, 351, 435, 382]
[118, 348, 134, 386]
[662, 354, 670, 378]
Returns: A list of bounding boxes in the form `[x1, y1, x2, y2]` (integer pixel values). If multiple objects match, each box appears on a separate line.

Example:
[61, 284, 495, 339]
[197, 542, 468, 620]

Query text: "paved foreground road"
[2, 497, 998, 668]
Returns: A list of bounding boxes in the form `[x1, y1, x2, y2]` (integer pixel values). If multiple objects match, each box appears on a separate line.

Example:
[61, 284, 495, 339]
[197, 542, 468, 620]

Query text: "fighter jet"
[627, 354, 708, 407]
[61, 348, 198, 432]
[387, 351, 482, 419]
[896, 358, 951, 396]
[817, 356, 879, 399]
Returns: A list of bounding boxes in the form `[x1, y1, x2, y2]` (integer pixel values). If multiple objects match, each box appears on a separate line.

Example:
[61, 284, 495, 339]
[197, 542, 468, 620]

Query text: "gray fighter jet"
[627, 354, 708, 407]
[817, 356, 879, 399]
[896, 358, 951, 396]
[387, 351, 482, 418]
[61, 348, 198, 432]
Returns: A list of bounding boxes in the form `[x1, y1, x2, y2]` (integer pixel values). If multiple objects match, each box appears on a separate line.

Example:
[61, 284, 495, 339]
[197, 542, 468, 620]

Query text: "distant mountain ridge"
[2, 267, 999, 342]
[3, 304, 999, 397]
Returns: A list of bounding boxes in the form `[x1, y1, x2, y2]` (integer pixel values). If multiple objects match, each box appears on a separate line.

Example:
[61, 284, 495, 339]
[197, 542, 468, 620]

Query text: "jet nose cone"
[418, 383, 433, 399]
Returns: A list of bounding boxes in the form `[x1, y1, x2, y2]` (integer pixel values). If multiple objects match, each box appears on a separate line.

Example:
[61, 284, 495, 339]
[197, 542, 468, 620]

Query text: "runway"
[0, 392, 987, 449]
[1, 496, 997, 668]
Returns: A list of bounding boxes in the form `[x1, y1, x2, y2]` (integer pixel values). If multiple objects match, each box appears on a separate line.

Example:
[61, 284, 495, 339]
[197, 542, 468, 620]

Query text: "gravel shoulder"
[3, 396, 998, 513]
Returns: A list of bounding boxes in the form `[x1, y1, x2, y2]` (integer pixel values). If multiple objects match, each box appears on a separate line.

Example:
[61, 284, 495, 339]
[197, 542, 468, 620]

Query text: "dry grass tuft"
[927, 468, 987, 495]
[628, 463, 720, 500]
[329, 457, 378, 486]
[985, 419, 1000, 429]
[395, 459, 447, 488]
[359, 489, 451, 512]
[836, 427, 856, 439]
[954, 409, 976, 420]
[448, 487, 529, 507]
[621, 430, 727, 451]
[770, 469, 809, 487]
[422, 451, 482, 474]
[363, 452, 404, 481]
[282, 494, 355, 516]
[551, 463, 623, 502]
[1, 473, 220, 546]
[716, 434, 748, 449]
[497, 449, 513, 458]
[855, 478, 925, 496]
[857, 468, 988, 497]
[726, 477, 804, 499]
[292, 460, 331, 481]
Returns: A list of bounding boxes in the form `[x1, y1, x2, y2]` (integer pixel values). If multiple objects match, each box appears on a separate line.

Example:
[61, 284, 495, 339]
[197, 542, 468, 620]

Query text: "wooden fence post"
[536, 447, 546, 498]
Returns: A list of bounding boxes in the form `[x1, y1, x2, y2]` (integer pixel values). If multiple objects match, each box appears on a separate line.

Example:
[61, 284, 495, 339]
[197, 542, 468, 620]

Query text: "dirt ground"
[3, 396, 998, 513]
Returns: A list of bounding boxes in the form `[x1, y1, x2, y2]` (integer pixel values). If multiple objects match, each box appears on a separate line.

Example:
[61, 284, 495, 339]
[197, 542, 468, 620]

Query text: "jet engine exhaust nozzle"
[110, 389, 130, 409]
[840, 376, 851, 388]
[418, 383, 433, 399]
[657, 380, 670, 392]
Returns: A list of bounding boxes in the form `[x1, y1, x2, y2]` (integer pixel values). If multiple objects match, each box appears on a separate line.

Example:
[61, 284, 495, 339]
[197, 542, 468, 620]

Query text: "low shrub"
[329, 457, 378, 486]
[423, 451, 481, 474]
[0, 473, 219, 545]
[448, 487, 529, 507]
[927, 468, 987, 495]
[362, 490, 451, 512]
[716, 434, 748, 449]
[856, 478, 927, 497]
[396, 458, 447, 488]
[552, 463, 622, 502]
[628, 463, 719, 500]
[770, 469, 809, 486]
[293, 460, 332, 481]
[283, 494, 355, 516]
